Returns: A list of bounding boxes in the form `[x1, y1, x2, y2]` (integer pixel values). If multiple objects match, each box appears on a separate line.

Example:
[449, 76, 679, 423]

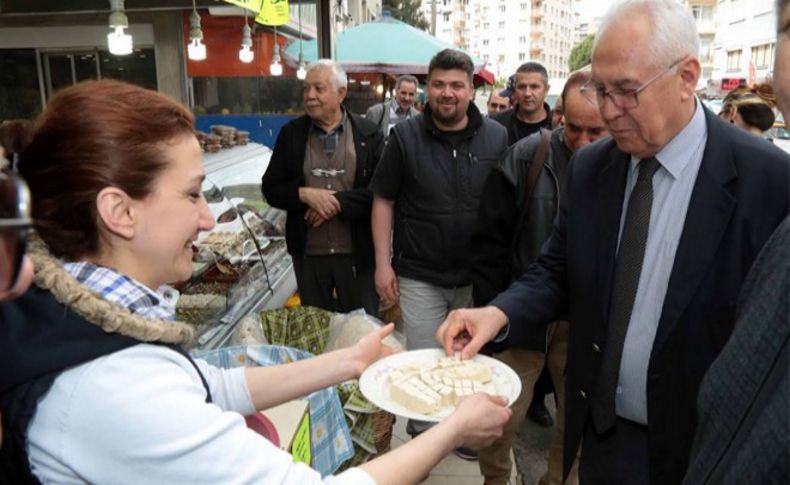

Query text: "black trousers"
[292, 254, 379, 316]
[579, 417, 650, 485]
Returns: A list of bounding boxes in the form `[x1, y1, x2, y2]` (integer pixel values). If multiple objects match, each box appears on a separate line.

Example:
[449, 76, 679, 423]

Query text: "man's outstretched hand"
[436, 306, 509, 360]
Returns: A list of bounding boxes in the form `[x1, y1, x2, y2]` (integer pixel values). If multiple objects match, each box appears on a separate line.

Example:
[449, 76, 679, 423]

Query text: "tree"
[383, 0, 430, 31]
[569, 35, 594, 72]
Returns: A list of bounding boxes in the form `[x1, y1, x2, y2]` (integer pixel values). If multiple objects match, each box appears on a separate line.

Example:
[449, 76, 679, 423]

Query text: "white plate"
[359, 349, 522, 422]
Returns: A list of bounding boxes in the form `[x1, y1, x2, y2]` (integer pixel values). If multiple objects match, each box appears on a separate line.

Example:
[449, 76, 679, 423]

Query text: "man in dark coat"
[491, 62, 553, 146]
[436, 0, 790, 483]
[262, 59, 383, 315]
[472, 70, 608, 485]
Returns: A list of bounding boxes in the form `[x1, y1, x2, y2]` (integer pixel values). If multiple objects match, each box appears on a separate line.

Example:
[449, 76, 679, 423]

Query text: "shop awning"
[283, 16, 495, 85]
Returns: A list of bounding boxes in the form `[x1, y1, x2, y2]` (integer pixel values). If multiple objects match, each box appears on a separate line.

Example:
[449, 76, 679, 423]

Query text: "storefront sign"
[721, 78, 746, 90]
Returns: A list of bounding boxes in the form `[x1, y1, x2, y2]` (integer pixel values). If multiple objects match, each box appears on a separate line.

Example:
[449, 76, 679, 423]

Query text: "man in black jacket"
[370, 49, 507, 446]
[473, 70, 608, 485]
[261, 59, 384, 315]
[492, 62, 553, 146]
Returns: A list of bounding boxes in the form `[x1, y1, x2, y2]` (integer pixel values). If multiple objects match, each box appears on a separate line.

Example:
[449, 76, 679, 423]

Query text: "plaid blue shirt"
[63, 261, 178, 321]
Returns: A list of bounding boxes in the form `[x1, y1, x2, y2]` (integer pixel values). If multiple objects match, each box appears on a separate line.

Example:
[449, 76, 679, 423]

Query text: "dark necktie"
[592, 157, 660, 433]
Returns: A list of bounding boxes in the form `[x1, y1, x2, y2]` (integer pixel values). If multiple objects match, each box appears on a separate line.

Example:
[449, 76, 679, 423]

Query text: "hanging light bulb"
[188, 1, 207, 61]
[270, 27, 282, 76]
[295, 1, 306, 80]
[296, 53, 307, 80]
[270, 44, 283, 76]
[107, 0, 133, 56]
[239, 10, 253, 63]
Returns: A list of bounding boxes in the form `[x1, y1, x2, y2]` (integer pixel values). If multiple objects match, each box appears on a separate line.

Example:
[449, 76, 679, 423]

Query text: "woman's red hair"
[20, 80, 195, 260]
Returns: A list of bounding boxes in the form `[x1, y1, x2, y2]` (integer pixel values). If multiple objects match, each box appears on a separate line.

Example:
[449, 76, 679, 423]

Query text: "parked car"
[768, 122, 790, 154]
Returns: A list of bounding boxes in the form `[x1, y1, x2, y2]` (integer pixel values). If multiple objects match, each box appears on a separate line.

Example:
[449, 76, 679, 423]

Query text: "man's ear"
[95, 187, 136, 240]
[678, 57, 701, 101]
[338, 85, 348, 103]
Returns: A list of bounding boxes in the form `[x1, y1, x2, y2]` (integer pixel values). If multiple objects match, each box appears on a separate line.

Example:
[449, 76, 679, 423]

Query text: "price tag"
[291, 412, 312, 466]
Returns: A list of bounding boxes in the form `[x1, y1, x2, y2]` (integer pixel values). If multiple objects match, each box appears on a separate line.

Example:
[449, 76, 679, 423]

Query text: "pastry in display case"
[177, 142, 296, 350]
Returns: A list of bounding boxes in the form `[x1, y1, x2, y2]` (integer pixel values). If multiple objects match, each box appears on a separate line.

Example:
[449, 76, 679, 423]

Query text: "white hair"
[306, 59, 348, 90]
[593, 0, 700, 69]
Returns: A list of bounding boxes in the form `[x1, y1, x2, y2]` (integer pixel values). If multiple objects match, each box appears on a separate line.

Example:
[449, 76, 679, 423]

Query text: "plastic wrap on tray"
[231, 314, 269, 346]
[325, 309, 405, 352]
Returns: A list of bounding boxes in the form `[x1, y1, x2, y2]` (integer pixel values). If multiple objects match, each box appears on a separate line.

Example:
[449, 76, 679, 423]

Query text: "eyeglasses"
[580, 57, 687, 110]
[0, 169, 32, 293]
[310, 168, 346, 178]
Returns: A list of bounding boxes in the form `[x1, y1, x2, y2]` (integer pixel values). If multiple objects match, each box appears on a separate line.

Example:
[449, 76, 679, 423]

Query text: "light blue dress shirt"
[615, 99, 708, 424]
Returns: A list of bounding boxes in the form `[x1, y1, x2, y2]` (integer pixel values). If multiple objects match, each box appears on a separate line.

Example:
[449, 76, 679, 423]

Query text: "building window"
[751, 43, 775, 68]
[518, 52, 526, 61]
[41, 48, 157, 101]
[483, 39, 489, 46]
[726, 49, 742, 71]
[443, 12, 450, 21]
[193, 76, 303, 115]
[499, 5, 506, 12]
[498, 21, 505, 28]
[521, 3, 528, 10]
[519, 35, 527, 43]
[0, 49, 42, 119]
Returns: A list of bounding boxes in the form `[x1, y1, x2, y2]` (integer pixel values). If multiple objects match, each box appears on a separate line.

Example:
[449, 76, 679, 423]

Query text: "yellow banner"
[221, 0, 263, 12]
[256, 0, 289, 26]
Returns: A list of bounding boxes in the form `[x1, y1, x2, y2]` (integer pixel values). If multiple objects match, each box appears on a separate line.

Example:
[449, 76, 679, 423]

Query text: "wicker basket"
[371, 409, 395, 454]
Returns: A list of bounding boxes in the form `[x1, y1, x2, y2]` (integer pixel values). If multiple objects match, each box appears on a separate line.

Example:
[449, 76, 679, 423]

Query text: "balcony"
[530, 29, 543, 40]
[697, 20, 715, 35]
[530, 44, 543, 56]
[532, 10, 544, 21]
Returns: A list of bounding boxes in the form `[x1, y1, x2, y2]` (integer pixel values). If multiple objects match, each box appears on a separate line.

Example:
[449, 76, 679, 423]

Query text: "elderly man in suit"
[436, 0, 789, 483]
[365, 74, 419, 137]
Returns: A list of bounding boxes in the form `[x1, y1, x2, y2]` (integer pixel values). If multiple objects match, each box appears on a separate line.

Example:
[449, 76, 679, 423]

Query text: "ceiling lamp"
[296, 1, 306, 80]
[188, 0, 207, 61]
[270, 27, 282, 76]
[239, 13, 253, 63]
[296, 53, 306, 80]
[107, 0, 133, 56]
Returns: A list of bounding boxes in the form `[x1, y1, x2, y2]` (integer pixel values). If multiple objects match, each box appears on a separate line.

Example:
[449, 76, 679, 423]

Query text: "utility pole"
[430, 0, 437, 35]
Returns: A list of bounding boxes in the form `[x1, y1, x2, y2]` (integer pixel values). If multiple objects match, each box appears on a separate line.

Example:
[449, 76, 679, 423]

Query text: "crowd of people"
[0, 0, 788, 483]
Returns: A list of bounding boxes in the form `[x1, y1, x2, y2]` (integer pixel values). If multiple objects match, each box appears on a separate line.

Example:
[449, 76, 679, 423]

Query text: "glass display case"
[177, 142, 296, 350]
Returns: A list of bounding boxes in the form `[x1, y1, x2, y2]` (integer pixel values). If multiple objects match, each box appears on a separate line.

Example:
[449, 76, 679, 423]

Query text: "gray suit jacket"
[364, 100, 418, 136]
[683, 216, 789, 485]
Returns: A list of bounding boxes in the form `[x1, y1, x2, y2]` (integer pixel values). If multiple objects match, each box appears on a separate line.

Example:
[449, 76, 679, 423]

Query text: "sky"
[575, 0, 617, 23]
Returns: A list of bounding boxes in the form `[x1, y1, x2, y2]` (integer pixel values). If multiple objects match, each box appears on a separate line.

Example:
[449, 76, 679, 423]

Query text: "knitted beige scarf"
[27, 236, 194, 345]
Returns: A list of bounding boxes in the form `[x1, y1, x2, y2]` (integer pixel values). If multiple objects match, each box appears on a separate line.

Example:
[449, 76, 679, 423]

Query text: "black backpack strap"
[510, 128, 552, 257]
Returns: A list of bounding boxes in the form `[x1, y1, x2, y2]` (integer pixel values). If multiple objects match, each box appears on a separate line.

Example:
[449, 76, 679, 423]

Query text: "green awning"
[283, 16, 490, 81]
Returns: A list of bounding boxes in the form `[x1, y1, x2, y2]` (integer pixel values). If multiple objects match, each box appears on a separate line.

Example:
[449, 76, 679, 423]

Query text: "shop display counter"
[178, 142, 297, 350]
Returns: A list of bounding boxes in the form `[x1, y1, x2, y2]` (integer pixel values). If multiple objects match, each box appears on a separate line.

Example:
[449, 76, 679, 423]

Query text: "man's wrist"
[488, 306, 510, 343]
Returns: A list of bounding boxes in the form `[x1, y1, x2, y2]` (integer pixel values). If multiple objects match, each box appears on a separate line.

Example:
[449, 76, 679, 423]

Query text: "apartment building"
[710, 0, 777, 91]
[423, 0, 574, 81]
[681, 0, 717, 89]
